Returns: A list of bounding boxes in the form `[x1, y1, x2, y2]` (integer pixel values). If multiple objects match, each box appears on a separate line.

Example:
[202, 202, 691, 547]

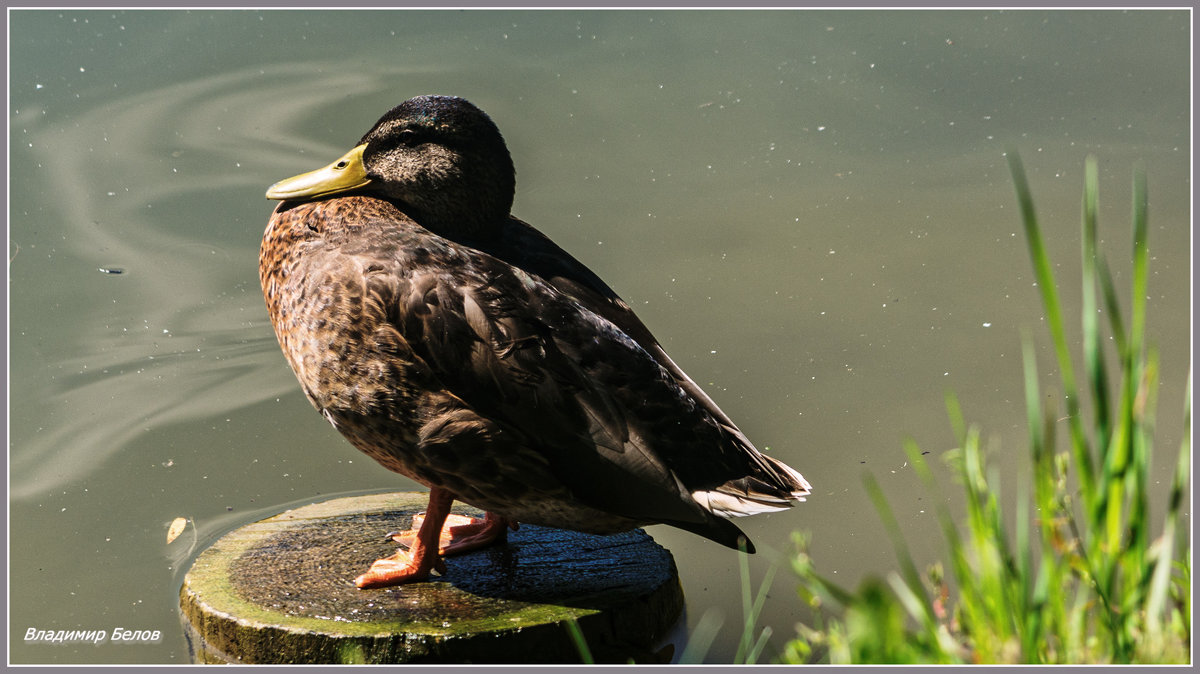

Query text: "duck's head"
[267, 95, 515, 232]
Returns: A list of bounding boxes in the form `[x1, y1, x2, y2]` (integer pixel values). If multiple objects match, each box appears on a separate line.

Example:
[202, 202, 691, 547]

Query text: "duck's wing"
[473, 218, 811, 503]
[368, 220, 806, 549]
[381, 262, 719, 529]
[473, 220, 725, 410]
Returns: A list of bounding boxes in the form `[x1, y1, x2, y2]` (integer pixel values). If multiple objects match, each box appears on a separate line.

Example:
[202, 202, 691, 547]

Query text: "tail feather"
[691, 455, 811, 518]
[764, 454, 813, 498]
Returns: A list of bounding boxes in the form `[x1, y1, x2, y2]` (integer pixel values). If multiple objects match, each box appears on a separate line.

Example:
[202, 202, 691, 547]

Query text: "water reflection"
[10, 63, 433, 500]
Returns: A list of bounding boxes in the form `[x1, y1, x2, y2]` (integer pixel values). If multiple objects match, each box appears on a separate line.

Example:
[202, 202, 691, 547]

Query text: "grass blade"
[1095, 254, 1128, 356]
[1006, 150, 1096, 503]
[1081, 156, 1112, 455]
[1129, 164, 1149, 356]
[678, 609, 724, 664]
[862, 472, 934, 627]
[563, 616, 594, 664]
[735, 547, 778, 664]
[1145, 376, 1190, 630]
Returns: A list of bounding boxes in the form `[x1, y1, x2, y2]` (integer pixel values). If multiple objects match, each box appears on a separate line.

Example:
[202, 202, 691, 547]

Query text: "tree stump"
[179, 492, 683, 664]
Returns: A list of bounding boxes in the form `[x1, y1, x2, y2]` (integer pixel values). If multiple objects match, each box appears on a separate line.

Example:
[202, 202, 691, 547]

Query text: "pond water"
[8, 9, 1190, 664]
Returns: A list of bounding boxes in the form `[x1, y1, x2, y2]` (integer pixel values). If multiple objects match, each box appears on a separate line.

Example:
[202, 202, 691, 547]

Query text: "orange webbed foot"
[442, 511, 517, 556]
[354, 488, 517, 590]
[388, 511, 517, 556]
[353, 547, 446, 589]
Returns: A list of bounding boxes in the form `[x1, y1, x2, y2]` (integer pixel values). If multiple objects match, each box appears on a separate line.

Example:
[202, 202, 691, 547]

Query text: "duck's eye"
[397, 129, 419, 146]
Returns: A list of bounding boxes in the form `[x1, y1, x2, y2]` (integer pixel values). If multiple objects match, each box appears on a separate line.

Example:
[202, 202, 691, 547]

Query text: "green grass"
[779, 153, 1191, 664]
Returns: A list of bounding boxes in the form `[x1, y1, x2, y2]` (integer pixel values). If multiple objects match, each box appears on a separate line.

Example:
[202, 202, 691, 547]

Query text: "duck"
[260, 95, 811, 589]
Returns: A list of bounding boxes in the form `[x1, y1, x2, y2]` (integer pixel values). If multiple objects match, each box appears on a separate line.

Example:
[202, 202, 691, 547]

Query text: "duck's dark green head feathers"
[267, 95, 515, 231]
[357, 95, 505, 150]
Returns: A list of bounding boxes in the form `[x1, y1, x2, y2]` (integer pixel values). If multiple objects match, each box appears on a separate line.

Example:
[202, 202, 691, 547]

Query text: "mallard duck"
[261, 95, 811, 589]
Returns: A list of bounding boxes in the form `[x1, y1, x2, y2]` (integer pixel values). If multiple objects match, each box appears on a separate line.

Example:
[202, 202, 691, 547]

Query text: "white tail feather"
[776, 461, 813, 497]
[691, 488, 807, 518]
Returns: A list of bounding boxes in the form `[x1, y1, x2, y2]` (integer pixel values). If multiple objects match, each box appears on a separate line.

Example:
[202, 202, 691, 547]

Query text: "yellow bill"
[266, 144, 371, 200]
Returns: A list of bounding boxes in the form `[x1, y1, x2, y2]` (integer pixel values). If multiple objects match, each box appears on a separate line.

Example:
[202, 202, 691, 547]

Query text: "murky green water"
[9, 9, 1190, 664]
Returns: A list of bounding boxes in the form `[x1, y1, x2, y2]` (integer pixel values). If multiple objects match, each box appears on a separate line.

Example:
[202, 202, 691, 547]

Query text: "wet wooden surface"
[179, 492, 683, 664]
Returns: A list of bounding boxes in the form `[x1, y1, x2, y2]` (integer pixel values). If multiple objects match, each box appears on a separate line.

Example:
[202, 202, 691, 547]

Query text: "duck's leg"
[388, 511, 517, 555]
[354, 487, 453, 589]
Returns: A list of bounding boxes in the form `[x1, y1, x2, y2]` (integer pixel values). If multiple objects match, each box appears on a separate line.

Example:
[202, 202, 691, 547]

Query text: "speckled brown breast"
[258, 196, 647, 534]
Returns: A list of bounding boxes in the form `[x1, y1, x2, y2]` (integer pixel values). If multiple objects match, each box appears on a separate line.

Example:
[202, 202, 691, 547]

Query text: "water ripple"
[9, 62, 412, 500]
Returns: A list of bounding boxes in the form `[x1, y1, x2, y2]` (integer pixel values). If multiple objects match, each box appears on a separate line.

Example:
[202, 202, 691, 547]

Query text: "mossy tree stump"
[179, 492, 683, 664]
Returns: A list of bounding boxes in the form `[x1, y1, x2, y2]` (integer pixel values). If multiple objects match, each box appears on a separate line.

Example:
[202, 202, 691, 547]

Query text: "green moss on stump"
[179, 492, 683, 663]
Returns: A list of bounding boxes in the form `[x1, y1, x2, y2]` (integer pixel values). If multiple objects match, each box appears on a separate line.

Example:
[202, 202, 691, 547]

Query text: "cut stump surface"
[179, 492, 683, 664]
